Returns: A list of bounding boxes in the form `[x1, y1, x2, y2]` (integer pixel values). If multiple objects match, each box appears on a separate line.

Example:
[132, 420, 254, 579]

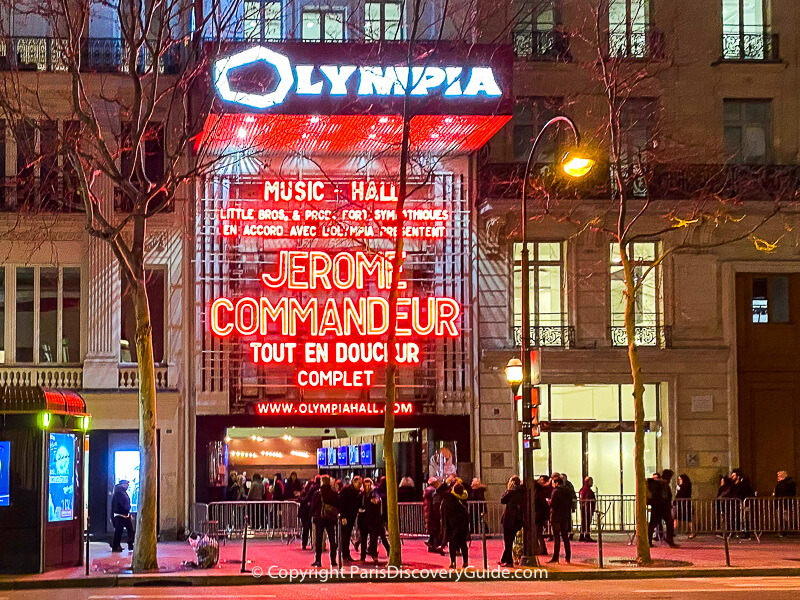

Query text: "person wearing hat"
[111, 479, 134, 552]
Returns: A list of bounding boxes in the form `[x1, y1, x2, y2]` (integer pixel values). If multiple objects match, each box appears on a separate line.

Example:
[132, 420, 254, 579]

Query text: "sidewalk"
[2, 534, 800, 589]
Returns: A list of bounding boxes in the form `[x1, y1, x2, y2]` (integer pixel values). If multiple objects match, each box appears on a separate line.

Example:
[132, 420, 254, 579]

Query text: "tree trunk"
[620, 244, 651, 565]
[384, 363, 401, 567]
[131, 279, 159, 572]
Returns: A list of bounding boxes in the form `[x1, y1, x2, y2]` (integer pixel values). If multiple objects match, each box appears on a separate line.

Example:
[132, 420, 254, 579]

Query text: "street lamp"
[515, 115, 593, 567]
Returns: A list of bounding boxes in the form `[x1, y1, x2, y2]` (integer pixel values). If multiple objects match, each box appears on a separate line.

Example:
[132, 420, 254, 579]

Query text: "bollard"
[722, 508, 730, 567]
[84, 529, 90, 576]
[595, 509, 603, 569]
[481, 513, 488, 570]
[241, 514, 250, 573]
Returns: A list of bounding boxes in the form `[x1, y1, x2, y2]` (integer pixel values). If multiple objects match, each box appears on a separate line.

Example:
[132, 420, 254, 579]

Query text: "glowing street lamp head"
[561, 151, 595, 178]
[505, 357, 524, 386]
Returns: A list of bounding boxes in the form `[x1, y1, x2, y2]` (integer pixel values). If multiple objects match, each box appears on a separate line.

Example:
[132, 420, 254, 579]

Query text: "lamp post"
[509, 116, 593, 567]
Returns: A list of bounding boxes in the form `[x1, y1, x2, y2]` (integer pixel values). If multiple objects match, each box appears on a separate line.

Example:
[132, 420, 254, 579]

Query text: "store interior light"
[282, 434, 292, 441]
[39, 412, 52, 430]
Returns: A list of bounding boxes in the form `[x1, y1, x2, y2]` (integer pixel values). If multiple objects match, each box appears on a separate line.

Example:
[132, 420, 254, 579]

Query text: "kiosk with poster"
[0, 387, 89, 574]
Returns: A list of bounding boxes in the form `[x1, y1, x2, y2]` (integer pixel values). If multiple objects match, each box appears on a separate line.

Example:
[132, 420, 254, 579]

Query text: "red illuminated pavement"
[4, 534, 800, 587]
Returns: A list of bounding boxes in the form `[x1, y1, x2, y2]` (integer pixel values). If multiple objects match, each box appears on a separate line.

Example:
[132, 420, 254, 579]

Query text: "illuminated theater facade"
[194, 38, 512, 497]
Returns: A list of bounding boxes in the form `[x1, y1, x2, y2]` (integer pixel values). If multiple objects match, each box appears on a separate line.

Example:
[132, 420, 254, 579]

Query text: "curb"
[3, 566, 800, 589]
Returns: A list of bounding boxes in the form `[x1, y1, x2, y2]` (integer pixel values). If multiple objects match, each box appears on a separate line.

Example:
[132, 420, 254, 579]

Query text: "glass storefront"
[519, 383, 662, 496]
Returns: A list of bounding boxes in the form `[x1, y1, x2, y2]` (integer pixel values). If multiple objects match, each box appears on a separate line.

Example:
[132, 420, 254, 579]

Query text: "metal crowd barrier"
[207, 501, 301, 542]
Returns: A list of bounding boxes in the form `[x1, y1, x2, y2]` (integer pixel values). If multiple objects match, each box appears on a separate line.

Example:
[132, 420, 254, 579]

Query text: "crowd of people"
[221, 466, 797, 569]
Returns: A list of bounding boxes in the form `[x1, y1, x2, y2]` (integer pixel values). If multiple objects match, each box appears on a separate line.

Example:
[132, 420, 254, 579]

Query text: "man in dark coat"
[358, 478, 382, 562]
[499, 476, 524, 566]
[374, 476, 390, 554]
[730, 468, 754, 538]
[338, 476, 362, 562]
[442, 483, 470, 569]
[548, 474, 572, 563]
[299, 477, 318, 549]
[579, 476, 596, 542]
[534, 475, 552, 554]
[424, 478, 445, 554]
[111, 480, 134, 552]
[648, 469, 677, 547]
[775, 471, 797, 536]
[310, 475, 339, 567]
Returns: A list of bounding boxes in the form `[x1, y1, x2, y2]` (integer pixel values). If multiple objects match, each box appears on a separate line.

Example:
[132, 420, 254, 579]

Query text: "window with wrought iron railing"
[721, 0, 778, 61]
[609, 242, 667, 347]
[512, 241, 571, 348]
[512, 2, 571, 61]
[608, 0, 662, 59]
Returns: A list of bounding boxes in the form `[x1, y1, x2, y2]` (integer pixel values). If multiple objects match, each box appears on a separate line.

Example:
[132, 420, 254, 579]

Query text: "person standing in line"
[648, 469, 677, 547]
[398, 476, 417, 502]
[227, 470, 240, 501]
[111, 480, 134, 552]
[284, 471, 302, 500]
[674, 473, 695, 539]
[730, 468, 754, 539]
[375, 476, 391, 554]
[358, 478, 382, 563]
[774, 471, 797, 537]
[442, 483, 470, 569]
[499, 476, 524, 567]
[535, 475, 552, 554]
[338, 475, 362, 562]
[299, 476, 319, 550]
[578, 476, 596, 542]
[310, 475, 339, 568]
[561, 473, 577, 540]
[470, 477, 487, 535]
[247, 473, 265, 500]
[272, 473, 285, 501]
[548, 474, 572, 564]
[424, 478, 445, 554]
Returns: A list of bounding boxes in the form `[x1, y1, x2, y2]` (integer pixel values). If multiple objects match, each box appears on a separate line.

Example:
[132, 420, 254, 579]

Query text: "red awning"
[0, 386, 88, 416]
[197, 113, 510, 156]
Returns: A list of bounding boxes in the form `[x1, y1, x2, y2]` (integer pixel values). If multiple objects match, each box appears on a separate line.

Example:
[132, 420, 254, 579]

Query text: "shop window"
[751, 275, 789, 324]
[723, 99, 771, 164]
[120, 269, 165, 364]
[609, 0, 649, 58]
[244, 0, 282, 41]
[301, 8, 346, 41]
[365, 1, 403, 41]
[12, 266, 82, 364]
[610, 241, 663, 347]
[512, 241, 567, 347]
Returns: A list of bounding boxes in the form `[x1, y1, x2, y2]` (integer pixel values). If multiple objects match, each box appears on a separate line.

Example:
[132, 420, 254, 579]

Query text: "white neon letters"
[213, 46, 502, 108]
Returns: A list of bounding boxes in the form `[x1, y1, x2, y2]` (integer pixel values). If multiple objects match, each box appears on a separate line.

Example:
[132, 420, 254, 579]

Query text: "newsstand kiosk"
[0, 386, 90, 573]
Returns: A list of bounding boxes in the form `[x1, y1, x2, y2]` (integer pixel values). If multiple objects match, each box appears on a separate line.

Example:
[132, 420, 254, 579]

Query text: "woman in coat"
[442, 483, 470, 569]
[579, 476, 596, 542]
[674, 473, 695, 538]
[499, 476, 524, 566]
[358, 478, 383, 563]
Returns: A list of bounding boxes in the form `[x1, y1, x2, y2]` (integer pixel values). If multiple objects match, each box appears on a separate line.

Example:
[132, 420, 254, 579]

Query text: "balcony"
[0, 36, 183, 74]
[512, 29, 571, 61]
[118, 365, 170, 390]
[0, 366, 83, 388]
[610, 325, 671, 348]
[608, 27, 665, 60]
[479, 162, 800, 203]
[0, 175, 83, 213]
[721, 29, 780, 62]
[513, 325, 574, 349]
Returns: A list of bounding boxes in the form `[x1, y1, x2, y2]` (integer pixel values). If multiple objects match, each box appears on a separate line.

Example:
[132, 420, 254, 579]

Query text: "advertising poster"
[348, 445, 360, 466]
[114, 450, 141, 513]
[0, 441, 9, 507]
[48, 433, 75, 521]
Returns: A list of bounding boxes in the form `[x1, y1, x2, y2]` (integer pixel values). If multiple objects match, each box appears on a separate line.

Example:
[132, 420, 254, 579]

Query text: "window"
[301, 8, 345, 41]
[522, 383, 661, 498]
[243, 0, 282, 41]
[513, 1, 569, 60]
[120, 269, 165, 364]
[512, 97, 563, 163]
[117, 122, 166, 212]
[609, 0, 649, 58]
[365, 1, 403, 41]
[723, 99, 770, 164]
[9, 266, 81, 364]
[752, 275, 790, 323]
[512, 242, 567, 347]
[722, 0, 773, 60]
[610, 242, 663, 346]
[618, 98, 657, 197]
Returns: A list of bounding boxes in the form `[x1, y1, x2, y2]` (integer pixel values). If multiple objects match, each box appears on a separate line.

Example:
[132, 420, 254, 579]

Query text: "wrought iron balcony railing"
[0, 36, 183, 73]
[512, 29, 571, 61]
[0, 174, 83, 213]
[610, 323, 672, 348]
[608, 26, 665, 59]
[721, 30, 779, 61]
[479, 162, 800, 203]
[513, 324, 574, 348]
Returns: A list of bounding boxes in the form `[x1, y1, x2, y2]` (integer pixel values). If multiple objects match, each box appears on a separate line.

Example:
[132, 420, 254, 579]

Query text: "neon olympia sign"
[214, 46, 503, 109]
